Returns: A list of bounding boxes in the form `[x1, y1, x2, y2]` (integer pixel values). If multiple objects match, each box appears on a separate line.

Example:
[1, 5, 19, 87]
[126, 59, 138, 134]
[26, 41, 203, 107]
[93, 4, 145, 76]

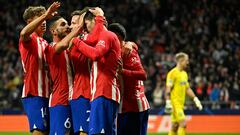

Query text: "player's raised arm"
[83, 7, 105, 45]
[121, 42, 147, 80]
[54, 13, 85, 53]
[72, 9, 110, 61]
[89, 7, 104, 18]
[20, 2, 60, 42]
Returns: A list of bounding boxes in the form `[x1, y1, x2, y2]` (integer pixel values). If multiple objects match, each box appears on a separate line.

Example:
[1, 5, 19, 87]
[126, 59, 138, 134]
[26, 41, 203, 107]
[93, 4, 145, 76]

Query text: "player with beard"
[44, 14, 84, 135]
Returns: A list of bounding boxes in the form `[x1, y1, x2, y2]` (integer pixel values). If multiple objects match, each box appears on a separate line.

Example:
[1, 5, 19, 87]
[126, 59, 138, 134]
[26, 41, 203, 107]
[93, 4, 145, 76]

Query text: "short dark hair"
[108, 23, 126, 40]
[23, 6, 46, 22]
[48, 16, 63, 30]
[84, 11, 95, 21]
[71, 10, 82, 16]
[71, 7, 93, 17]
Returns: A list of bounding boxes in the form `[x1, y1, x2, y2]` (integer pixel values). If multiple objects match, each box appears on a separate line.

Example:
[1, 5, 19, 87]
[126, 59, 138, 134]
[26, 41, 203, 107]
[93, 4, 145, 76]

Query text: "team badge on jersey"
[97, 40, 106, 47]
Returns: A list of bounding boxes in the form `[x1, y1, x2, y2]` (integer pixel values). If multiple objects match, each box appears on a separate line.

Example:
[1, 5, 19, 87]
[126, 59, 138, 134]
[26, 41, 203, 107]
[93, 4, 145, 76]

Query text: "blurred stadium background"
[0, 0, 240, 134]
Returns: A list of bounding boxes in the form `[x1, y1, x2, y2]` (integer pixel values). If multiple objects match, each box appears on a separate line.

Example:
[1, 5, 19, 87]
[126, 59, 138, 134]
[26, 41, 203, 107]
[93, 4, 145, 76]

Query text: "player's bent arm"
[20, 2, 60, 42]
[72, 38, 109, 61]
[84, 16, 105, 45]
[20, 14, 48, 42]
[83, 7, 105, 45]
[122, 68, 147, 80]
[54, 26, 81, 53]
[121, 45, 146, 80]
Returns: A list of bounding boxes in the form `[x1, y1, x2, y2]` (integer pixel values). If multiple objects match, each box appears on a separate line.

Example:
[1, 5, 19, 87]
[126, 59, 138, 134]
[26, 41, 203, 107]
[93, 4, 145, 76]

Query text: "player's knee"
[32, 130, 48, 135]
[32, 130, 41, 135]
[179, 120, 186, 128]
[64, 132, 70, 135]
[171, 123, 179, 132]
[80, 132, 88, 135]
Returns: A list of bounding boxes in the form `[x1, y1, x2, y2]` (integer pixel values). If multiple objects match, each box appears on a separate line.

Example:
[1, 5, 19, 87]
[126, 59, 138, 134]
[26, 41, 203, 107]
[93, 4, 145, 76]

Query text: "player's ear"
[26, 18, 33, 24]
[50, 28, 55, 35]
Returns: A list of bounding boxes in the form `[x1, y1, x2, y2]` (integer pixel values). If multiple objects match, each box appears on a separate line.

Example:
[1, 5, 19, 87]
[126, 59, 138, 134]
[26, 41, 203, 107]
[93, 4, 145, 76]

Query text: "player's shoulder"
[167, 67, 178, 76]
[101, 30, 118, 40]
[45, 42, 55, 52]
[182, 70, 188, 76]
[169, 67, 178, 74]
[19, 33, 36, 43]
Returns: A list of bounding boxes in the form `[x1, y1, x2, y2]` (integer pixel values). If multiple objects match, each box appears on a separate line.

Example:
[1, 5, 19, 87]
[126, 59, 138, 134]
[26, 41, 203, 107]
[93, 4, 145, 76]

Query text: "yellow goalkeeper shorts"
[171, 107, 185, 122]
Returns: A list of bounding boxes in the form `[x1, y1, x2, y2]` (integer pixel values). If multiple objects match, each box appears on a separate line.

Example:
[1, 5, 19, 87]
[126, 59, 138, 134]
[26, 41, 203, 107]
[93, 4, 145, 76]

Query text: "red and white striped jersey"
[69, 16, 104, 100]
[72, 30, 122, 103]
[70, 45, 91, 100]
[119, 42, 150, 113]
[19, 33, 50, 98]
[45, 43, 73, 107]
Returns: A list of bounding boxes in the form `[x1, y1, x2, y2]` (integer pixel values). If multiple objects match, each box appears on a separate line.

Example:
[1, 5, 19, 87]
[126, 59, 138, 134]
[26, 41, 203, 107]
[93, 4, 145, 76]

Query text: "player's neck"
[176, 65, 184, 71]
[53, 36, 61, 43]
[34, 31, 44, 37]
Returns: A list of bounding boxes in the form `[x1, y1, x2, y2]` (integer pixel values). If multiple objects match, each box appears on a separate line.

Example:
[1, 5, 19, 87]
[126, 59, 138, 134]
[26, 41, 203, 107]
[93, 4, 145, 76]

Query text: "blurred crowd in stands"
[0, 0, 240, 112]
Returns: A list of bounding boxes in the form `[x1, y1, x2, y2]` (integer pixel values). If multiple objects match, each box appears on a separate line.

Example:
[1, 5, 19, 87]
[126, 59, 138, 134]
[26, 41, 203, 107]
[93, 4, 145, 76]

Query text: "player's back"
[166, 67, 189, 108]
[120, 45, 150, 113]
[91, 30, 121, 103]
[19, 33, 50, 98]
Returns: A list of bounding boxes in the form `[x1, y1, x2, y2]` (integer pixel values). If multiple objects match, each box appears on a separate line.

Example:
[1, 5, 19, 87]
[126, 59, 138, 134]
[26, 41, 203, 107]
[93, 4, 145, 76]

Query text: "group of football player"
[19, 2, 150, 135]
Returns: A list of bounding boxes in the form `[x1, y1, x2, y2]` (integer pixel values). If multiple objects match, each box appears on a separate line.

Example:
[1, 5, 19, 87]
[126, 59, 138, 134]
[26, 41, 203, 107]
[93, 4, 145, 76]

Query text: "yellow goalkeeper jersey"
[166, 67, 189, 109]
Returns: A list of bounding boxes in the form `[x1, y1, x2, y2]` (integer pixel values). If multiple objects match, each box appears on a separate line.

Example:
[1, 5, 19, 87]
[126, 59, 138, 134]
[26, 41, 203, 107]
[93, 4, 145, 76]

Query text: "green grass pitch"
[1, 133, 240, 135]
[148, 133, 240, 135]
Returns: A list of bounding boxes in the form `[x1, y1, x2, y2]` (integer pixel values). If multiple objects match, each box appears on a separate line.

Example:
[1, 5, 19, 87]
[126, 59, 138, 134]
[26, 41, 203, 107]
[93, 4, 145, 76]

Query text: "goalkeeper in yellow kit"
[165, 52, 202, 135]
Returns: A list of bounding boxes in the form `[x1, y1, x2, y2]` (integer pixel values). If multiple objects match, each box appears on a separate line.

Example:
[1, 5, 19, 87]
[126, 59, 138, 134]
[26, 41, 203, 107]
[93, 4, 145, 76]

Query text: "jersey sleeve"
[72, 34, 110, 61]
[166, 70, 175, 87]
[122, 50, 147, 80]
[122, 69, 147, 80]
[83, 16, 105, 45]
[19, 34, 35, 49]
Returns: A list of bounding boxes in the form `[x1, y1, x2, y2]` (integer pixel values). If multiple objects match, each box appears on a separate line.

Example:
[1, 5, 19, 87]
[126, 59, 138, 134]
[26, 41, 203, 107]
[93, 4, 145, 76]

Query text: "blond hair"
[175, 52, 188, 62]
[23, 6, 46, 22]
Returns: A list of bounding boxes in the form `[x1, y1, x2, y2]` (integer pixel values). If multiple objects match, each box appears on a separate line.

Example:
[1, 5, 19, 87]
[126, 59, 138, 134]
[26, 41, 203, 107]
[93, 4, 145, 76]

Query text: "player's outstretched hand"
[89, 7, 104, 17]
[165, 100, 173, 114]
[45, 1, 61, 20]
[193, 97, 203, 110]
